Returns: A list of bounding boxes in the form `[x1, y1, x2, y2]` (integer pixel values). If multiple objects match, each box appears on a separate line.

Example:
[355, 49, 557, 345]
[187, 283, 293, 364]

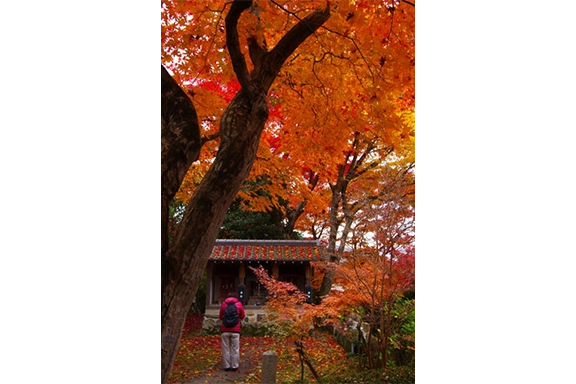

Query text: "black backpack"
[223, 302, 239, 328]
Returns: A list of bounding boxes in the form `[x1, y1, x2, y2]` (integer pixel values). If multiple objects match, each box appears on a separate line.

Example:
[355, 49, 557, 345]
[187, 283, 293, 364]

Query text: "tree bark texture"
[317, 175, 347, 297]
[161, 3, 331, 383]
[161, 65, 202, 261]
[317, 141, 380, 297]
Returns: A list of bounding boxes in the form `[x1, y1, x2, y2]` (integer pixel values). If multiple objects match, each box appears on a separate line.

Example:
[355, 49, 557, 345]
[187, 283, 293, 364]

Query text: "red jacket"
[219, 297, 246, 333]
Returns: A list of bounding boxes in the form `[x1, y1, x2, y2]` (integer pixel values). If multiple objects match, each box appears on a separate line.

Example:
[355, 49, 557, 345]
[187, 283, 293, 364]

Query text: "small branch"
[400, 0, 415, 7]
[200, 132, 220, 145]
[318, 24, 375, 83]
[264, 3, 331, 83]
[294, 339, 322, 383]
[191, 4, 228, 85]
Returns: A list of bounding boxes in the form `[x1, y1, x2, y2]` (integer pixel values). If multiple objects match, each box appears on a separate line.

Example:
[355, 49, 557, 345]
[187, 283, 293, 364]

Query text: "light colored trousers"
[221, 332, 240, 369]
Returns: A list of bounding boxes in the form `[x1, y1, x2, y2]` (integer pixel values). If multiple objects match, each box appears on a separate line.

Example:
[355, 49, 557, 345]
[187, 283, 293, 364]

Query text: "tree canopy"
[164, 0, 415, 258]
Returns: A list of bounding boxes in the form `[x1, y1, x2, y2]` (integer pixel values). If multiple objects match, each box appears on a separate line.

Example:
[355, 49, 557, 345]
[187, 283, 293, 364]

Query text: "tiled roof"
[210, 239, 328, 262]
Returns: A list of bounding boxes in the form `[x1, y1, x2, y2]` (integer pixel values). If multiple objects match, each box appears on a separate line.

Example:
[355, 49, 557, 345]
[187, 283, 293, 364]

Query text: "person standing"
[219, 292, 246, 371]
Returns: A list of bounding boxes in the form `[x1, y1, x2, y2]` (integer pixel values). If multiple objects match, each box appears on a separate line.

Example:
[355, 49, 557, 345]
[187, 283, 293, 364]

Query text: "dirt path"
[178, 339, 264, 384]
[181, 366, 256, 384]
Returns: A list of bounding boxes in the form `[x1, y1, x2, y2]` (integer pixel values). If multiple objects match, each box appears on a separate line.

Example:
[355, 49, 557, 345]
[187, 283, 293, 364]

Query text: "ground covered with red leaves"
[168, 314, 354, 384]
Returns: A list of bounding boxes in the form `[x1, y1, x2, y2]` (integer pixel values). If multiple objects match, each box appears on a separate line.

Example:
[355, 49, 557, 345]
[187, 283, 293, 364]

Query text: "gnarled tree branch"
[225, 0, 256, 97]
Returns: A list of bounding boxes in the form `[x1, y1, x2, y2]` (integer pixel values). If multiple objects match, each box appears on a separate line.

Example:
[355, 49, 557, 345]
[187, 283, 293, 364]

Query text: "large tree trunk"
[160, 3, 331, 382]
[161, 90, 268, 383]
[161, 65, 202, 262]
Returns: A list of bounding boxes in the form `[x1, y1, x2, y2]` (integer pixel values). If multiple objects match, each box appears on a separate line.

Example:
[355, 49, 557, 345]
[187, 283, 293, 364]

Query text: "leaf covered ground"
[168, 314, 363, 384]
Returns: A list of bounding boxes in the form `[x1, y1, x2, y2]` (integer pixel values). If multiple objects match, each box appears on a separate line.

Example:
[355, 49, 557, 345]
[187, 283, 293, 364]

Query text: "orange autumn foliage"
[162, 1, 415, 381]
[162, 1, 415, 218]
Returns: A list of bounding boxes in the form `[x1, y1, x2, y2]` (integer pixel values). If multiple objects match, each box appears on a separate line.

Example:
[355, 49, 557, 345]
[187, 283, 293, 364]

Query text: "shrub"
[326, 363, 386, 384]
[384, 364, 415, 384]
[325, 362, 415, 384]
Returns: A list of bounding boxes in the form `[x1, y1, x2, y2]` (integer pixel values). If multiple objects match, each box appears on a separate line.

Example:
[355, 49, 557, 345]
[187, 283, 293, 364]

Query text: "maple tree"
[250, 265, 333, 383]
[161, 0, 415, 382]
[251, 221, 415, 379]
[330, 193, 415, 370]
[313, 136, 415, 297]
[246, 185, 415, 374]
